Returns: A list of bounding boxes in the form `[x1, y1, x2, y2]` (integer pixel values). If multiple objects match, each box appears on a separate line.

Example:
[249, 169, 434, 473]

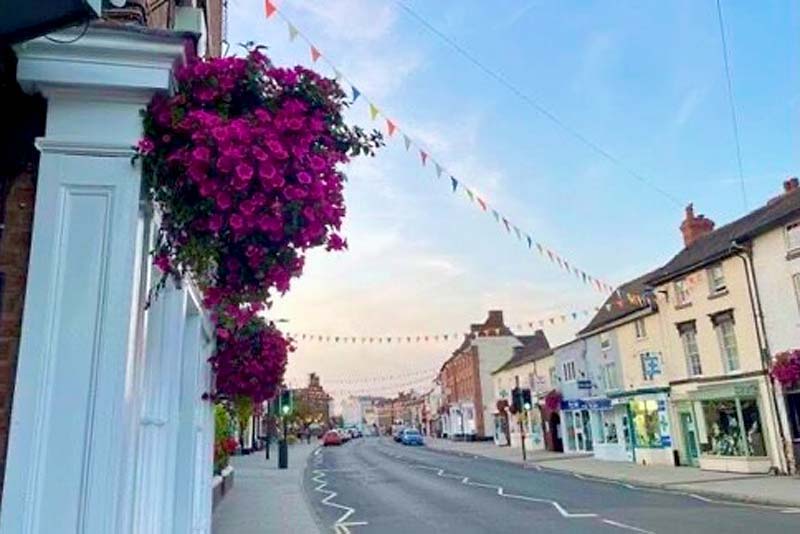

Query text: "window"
[599, 332, 611, 351]
[630, 399, 662, 448]
[787, 221, 800, 253]
[639, 352, 662, 381]
[634, 318, 647, 339]
[600, 362, 619, 391]
[707, 263, 726, 294]
[713, 312, 740, 372]
[548, 366, 557, 386]
[701, 397, 766, 457]
[678, 322, 702, 376]
[794, 273, 800, 313]
[675, 278, 691, 306]
[562, 360, 576, 382]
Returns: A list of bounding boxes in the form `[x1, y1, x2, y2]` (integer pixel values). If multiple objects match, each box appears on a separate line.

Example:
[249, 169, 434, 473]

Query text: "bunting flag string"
[326, 375, 437, 396]
[284, 307, 600, 345]
[321, 366, 440, 385]
[262, 1, 647, 304]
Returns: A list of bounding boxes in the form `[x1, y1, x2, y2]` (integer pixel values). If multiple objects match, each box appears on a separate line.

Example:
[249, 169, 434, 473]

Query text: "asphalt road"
[304, 437, 800, 534]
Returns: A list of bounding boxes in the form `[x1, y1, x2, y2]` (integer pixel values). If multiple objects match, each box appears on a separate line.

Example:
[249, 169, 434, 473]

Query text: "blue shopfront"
[609, 388, 676, 466]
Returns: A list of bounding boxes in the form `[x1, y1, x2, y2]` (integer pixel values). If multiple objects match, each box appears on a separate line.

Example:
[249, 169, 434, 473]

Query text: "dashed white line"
[602, 519, 657, 534]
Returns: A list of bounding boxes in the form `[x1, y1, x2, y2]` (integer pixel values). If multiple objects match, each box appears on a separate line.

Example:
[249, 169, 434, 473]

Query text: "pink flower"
[296, 171, 312, 184]
[215, 191, 232, 210]
[138, 138, 155, 155]
[229, 214, 245, 231]
[235, 163, 254, 182]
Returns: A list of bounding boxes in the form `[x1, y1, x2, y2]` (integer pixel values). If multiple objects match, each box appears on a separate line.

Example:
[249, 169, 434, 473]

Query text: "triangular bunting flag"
[288, 23, 299, 41]
[419, 150, 428, 166]
[369, 103, 379, 120]
[492, 209, 500, 222]
[477, 197, 487, 211]
[466, 189, 474, 201]
[310, 46, 322, 62]
[352, 86, 361, 102]
[536, 243, 544, 254]
[386, 119, 396, 136]
[513, 226, 521, 240]
[526, 235, 532, 248]
[502, 218, 511, 232]
[450, 176, 458, 192]
[547, 250, 554, 261]
[265, 0, 277, 18]
[403, 134, 412, 151]
[435, 163, 443, 178]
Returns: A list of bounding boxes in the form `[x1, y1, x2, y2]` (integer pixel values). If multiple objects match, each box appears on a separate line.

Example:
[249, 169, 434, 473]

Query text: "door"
[550, 412, 563, 452]
[573, 411, 586, 452]
[679, 412, 700, 467]
[582, 410, 593, 452]
[621, 413, 634, 461]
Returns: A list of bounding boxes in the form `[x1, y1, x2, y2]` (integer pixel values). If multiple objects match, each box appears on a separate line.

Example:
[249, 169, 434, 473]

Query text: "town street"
[305, 438, 800, 534]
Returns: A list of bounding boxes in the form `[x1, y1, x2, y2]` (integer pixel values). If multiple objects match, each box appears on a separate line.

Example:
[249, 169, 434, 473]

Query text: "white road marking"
[601, 519, 657, 534]
[781, 509, 800, 514]
[687, 493, 714, 503]
[311, 469, 367, 533]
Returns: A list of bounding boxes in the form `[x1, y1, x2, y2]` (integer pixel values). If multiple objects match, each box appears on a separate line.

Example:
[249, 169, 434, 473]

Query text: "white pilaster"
[1, 26, 188, 534]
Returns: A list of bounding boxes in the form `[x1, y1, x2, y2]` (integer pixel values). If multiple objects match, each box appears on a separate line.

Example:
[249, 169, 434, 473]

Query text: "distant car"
[322, 430, 342, 447]
[392, 427, 405, 442]
[401, 428, 424, 446]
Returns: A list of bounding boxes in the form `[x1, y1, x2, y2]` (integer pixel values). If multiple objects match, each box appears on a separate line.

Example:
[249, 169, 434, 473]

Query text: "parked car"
[401, 428, 424, 446]
[322, 430, 342, 447]
[392, 427, 406, 442]
[336, 428, 350, 442]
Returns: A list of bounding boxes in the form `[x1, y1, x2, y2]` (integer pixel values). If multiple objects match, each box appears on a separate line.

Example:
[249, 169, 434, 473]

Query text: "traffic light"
[521, 389, 532, 411]
[511, 387, 522, 413]
[279, 389, 293, 417]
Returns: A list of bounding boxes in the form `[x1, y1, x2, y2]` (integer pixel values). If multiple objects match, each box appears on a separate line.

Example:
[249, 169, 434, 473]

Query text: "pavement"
[305, 437, 800, 534]
[212, 443, 322, 534]
[425, 437, 800, 508]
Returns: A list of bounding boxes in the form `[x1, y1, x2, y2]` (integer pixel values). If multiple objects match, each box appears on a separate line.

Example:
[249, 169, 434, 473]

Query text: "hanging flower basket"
[209, 307, 294, 403]
[544, 390, 562, 411]
[771, 349, 800, 389]
[138, 48, 382, 308]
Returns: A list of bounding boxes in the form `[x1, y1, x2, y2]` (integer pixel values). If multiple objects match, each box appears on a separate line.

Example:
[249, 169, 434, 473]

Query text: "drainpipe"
[730, 241, 789, 474]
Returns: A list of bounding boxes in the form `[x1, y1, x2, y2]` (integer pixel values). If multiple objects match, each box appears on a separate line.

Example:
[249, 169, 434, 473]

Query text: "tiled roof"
[492, 330, 551, 374]
[647, 188, 800, 284]
[577, 270, 657, 336]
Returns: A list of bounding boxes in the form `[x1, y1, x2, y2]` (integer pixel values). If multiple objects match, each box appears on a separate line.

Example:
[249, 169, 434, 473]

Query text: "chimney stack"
[680, 203, 715, 248]
[783, 177, 799, 194]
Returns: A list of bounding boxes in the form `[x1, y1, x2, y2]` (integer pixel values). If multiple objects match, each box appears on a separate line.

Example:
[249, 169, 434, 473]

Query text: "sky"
[227, 0, 800, 401]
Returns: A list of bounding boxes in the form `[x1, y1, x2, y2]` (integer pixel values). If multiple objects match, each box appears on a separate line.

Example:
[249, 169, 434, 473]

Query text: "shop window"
[707, 263, 726, 294]
[712, 312, 740, 372]
[631, 400, 661, 448]
[634, 318, 647, 339]
[787, 392, 800, 440]
[678, 322, 702, 377]
[701, 397, 766, 457]
[602, 410, 619, 444]
[674, 278, 691, 306]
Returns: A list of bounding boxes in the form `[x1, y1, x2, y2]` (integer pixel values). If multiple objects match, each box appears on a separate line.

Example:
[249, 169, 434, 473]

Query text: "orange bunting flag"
[386, 119, 396, 136]
[477, 197, 487, 211]
[420, 150, 428, 166]
[265, 0, 277, 18]
[310, 46, 322, 62]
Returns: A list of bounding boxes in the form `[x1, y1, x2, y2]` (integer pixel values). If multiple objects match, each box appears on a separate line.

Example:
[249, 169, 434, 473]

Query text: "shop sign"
[660, 435, 672, 447]
[585, 398, 612, 411]
[577, 379, 593, 390]
[733, 383, 758, 397]
[560, 399, 586, 410]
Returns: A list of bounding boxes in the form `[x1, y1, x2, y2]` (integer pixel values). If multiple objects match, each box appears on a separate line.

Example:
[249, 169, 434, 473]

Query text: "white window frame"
[601, 362, 619, 391]
[599, 332, 611, 351]
[674, 278, 690, 306]
[634, 318, 647, 339]
[679, 323, 703, 377]
[714, 315, 740, 373]
[562, 360, 576, 382]
[793, 273, 800, 313]
[707, 263, 726, 294]
[787, 221, 800, 253]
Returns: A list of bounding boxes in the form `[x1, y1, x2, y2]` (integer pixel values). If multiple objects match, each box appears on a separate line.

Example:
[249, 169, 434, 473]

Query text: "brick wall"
[0, 45, 45, 503]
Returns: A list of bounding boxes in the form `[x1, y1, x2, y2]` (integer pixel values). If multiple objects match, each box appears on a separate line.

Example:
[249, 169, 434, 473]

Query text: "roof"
[492, 330, 551, 374]
[648, 187, 800, 285]
[577, 270, 657, 336]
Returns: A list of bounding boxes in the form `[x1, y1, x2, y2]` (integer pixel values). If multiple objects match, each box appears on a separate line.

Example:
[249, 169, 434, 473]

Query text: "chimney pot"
[680, 203, 715, 248]
[784, 177, 799, 193]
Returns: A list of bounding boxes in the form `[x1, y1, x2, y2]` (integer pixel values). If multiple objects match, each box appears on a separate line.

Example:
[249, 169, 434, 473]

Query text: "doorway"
[679, 411, 700, 467]
[549, 412, 563, 452]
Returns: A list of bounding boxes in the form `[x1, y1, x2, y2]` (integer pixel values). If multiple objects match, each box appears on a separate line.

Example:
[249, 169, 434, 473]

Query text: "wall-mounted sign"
[577, 379, 593, 390]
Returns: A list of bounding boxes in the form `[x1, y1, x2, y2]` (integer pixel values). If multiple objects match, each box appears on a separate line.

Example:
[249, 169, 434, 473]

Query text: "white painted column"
[0, 26, 187, 534]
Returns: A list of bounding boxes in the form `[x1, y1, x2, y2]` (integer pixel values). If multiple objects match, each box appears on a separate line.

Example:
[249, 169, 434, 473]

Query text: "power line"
[715, 0, 748, 209]
[393, 0, 684, 207]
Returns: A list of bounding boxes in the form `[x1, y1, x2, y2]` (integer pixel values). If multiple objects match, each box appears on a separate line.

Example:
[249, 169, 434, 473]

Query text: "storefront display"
[701, 397, 766, 457]
[631, 399, 661, 448]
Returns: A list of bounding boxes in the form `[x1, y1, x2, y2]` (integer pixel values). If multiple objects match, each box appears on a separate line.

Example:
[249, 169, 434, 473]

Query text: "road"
[304, 437, 800, 534]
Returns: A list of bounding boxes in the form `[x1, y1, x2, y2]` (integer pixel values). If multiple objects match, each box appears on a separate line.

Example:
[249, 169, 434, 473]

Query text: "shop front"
[675, 378, 782, 473]
[784, 388, 800, 473]
[610, 388, 675, 466]
[586, 398, 632, 462]
[561, 399, 593, 453]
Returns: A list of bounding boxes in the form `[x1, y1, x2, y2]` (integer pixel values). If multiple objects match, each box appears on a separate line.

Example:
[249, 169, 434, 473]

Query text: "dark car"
[401, 428, 424, 446]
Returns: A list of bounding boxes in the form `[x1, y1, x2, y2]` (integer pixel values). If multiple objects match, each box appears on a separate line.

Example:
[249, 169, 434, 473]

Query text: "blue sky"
[228, 0, 799, 397]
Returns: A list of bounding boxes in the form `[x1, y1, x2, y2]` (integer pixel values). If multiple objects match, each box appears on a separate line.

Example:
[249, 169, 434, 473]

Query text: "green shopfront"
[672, 377, 781, 473]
